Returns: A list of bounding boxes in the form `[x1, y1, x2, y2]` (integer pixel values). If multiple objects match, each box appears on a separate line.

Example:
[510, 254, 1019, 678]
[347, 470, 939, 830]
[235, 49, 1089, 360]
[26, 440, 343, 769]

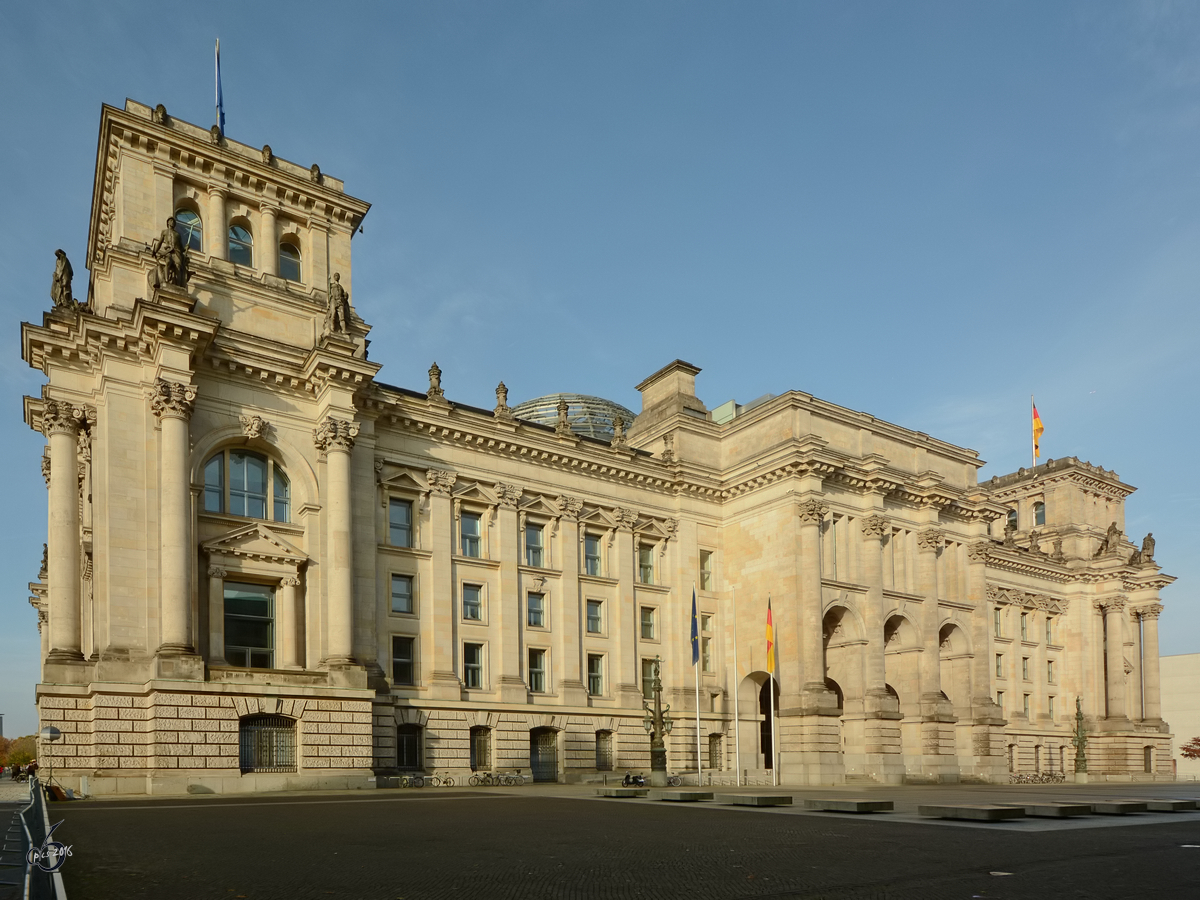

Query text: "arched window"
[174, 208, 203, 252]
[203, 450, 290, 523]
[279, 241, 302, 282]
[1034, 501, 1046, 527]
[229, 222, 254, 267]
[239, 714, 295, 773]
[1006, 509, 1018, 532]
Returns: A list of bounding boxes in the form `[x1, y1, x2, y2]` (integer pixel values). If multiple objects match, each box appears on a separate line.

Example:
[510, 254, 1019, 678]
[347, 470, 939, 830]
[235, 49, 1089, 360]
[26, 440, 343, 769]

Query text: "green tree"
[1, 735, 37, 766]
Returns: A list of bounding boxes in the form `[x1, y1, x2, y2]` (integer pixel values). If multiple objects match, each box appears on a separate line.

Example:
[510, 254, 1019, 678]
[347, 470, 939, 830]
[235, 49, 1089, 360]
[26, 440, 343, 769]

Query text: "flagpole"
[731, 588, 741, 787]
[1031, 394, 1036, 471]
[693, 583, 703, 787]
[770, 595, 778, 787]
[215, 39, 220, 130]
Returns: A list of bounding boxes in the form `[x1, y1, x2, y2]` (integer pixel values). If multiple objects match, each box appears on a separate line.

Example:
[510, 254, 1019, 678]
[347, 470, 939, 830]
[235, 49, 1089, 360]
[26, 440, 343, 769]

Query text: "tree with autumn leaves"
[1182, 737, 1200, 760]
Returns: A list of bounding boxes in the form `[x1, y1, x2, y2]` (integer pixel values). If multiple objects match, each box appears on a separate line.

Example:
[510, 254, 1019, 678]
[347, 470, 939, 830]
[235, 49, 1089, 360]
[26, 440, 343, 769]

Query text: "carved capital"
[313, 416, 359, 454]
[556, 495, 583, 520]
[616, 508, 639, 532]
[1096, 594, 1128, 614]
[40, 454, 51, 486]
[797, 499, 828, 524]
[967, 541, 991, 563]
[860, 514, 889, 539]
[41, 398, 88, 436]
[149, 378, 196, 420]
[1137, 603, 1164, 621]
[495, 482, 522, 508]
[426, 469, 457, 495]
[916, 527, 944, 551]
[280, 575, 302, 588]
[208, 566, 227, 579]
[240, 414, 268, 439]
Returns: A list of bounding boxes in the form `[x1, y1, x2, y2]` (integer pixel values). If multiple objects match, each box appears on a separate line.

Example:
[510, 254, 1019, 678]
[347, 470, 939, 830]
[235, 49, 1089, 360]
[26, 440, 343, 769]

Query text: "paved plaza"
[49, 782, 1200, 899]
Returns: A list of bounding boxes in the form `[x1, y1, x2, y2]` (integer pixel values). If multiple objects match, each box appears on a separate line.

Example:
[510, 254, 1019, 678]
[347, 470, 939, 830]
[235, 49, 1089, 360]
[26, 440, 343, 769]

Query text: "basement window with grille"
[239, 714, 297, 774]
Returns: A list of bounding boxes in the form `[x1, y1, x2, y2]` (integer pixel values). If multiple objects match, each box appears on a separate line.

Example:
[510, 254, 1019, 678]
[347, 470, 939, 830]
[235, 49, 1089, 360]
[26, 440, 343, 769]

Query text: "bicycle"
[468, 772, 496, 787]
[666, 774, 682, 787]
[399, 773, 425, 788]
[426, 772, 455, 787]
[500, 772, 526, 786]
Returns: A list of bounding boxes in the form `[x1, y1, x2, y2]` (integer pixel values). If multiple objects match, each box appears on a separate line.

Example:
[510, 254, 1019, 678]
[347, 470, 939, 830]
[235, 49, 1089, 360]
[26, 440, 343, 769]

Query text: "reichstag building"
[23, 100, 1176, 795]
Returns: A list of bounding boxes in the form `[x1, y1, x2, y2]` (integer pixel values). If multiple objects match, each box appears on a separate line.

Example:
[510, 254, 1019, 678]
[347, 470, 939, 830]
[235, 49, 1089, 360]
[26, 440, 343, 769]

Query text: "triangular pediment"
[452, 481, 498, 505]
[519, 494, 561, 518]
[634, 516, 676, 541]
[579, 506, 618, 529]
[201, 522, 307, 564]
[378, 467, 427, 493]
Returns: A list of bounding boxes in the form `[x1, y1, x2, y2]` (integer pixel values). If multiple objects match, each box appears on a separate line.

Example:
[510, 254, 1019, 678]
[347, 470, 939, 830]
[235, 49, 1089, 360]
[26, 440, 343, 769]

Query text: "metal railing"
[17, 776, 68, 900]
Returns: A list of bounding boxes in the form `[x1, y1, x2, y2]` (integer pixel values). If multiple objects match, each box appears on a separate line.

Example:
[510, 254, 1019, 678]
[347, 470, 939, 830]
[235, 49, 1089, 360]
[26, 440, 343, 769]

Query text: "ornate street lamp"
[1071, 697, 1088, 782]
[642, 655, 674, 787]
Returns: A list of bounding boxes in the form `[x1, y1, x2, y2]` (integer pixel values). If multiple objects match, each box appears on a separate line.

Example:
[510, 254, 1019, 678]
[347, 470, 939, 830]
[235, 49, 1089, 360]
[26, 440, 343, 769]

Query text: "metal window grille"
[708, 734, 722, 770]
[470, 727, 490, 770]
[595, 731, 613, 771]
[239, 715, 296, 773]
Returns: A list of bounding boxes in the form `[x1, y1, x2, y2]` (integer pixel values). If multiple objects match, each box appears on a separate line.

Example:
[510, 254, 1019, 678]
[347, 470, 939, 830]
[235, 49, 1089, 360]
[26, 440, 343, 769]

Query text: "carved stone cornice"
[616, 508, 639, 532]
[426, 469, 457, 495]
[797, 499, 829, 524]
[967, 541, 991, 563]
[986, 584, 1068, 614]
[240, 414, 268, 439]
[556, 495, 584, 520]
[916, 527, 944, 551]
[149, 378, 196, 420]
[41, 398, 90, 436]
[860, 514, 889, 539]
[1136, 603, 1163, 620]
[312, 416, 359, 454]
[496, 482, 522, 508]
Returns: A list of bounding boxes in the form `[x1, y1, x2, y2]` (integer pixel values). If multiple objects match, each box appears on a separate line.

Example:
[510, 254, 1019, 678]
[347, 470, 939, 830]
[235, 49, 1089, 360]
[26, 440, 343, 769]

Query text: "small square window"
[462, 583, 483, 621]
[527, 592, 546, 628]
[461, 513, 481, 558]
[463, 642, 484, 689]
[528, 648, 546, 693]
[587, 654, 604, 696]
[392, 636, 414, 685]
[584, 534, 601, 577]
[638, 544, 654, 585]
[525, 523, 544, 568]
[640, 606, 656, 640]
[586, 600, 603, 635]
[391, 574, 414, 615]
[699, 549, 713, 591]
[389, 498, 413, 548]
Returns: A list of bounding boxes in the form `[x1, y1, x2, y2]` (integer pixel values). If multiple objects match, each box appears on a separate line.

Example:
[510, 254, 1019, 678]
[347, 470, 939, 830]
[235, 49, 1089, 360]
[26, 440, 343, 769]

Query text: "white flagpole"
[215, 39, 220, 129]
[770, 597, 778, 787]
[732, 588, 741, 787]
[694, 583, 703, 786]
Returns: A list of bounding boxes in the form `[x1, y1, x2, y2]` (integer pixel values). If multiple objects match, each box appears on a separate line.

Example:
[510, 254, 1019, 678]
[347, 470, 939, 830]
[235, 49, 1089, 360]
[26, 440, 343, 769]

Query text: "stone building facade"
[22, 100, 1176, 795]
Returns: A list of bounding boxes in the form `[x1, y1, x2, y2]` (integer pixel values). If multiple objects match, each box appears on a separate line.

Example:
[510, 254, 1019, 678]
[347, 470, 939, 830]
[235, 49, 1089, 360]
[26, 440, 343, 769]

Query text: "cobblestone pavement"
[57, 784, 1200, 899]
[0, 785, 29, 805]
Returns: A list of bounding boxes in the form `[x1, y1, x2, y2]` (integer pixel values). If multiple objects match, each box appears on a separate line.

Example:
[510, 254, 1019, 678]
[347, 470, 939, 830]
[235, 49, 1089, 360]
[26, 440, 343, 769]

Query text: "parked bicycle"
[425, 772, 455, 787]
[399, 773, 425, 788]
[666, 774, 682, 787]
[468, 771, 496, 787]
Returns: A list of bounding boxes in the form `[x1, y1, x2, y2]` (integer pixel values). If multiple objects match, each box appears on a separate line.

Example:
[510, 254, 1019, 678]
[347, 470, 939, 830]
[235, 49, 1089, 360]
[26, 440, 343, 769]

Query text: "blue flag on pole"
[690, 588, 699, 665]
[216, 39, 225, 133]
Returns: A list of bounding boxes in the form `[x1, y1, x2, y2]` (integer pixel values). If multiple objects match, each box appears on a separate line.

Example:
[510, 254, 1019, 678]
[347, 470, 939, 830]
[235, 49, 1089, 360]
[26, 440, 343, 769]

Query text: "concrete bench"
[1138, 799, 1196, 812]
[649, 790, 713, 802]
[714, 794, 793, 807]
[803, 799, 894, 814]
[918, 804, 1025, 822]
[1090, 801, 1148, 815]
[595, 788, 648, 798]
[1013, 803, 1093, 818]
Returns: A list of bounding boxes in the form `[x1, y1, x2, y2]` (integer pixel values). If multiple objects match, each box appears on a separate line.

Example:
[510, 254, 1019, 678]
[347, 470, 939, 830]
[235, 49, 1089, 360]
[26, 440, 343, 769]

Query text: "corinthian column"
[314, 415, 360, 665]
[966, 541, 994, 712]
[797, 499, 829, 706]
[860, 514, 889, 708]
[1139, 604, 1163, 722]
[1098, 596, 1128, 722]
[916, 527, 944, 705]
[151, 379, 197, 655]
[43, 399, 86, 661]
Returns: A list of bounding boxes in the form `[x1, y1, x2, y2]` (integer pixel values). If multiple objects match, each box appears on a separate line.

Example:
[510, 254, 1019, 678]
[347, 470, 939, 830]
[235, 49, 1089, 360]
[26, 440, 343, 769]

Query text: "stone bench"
[714, 794, 793, 807]
[649, 790, 713, 802]
[1137, 799, 1196, 812]
[803, 799, 894, 814]
[1013, 803, 1093, 818]
[918, 804, 1025, 821]
[594, 788, 648, 798]
[1090, 801, 1148, 815]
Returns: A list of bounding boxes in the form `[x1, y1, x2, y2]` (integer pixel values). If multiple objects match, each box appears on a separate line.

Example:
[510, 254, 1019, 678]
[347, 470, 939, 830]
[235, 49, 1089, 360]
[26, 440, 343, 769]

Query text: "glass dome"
[511, 393, 637, 440]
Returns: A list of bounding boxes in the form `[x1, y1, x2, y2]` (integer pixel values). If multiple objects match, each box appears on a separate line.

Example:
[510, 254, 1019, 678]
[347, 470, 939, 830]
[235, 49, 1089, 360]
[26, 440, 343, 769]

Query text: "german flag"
[765, 596, 775, 675]
[1033, 402, 1045, 459]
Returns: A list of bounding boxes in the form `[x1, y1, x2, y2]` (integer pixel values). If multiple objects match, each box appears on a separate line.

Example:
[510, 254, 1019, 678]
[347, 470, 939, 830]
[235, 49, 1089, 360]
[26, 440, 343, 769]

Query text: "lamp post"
[642, 655, 674, 787]
[1071, 697, 1088, 783]
[39, 725, 61, 796]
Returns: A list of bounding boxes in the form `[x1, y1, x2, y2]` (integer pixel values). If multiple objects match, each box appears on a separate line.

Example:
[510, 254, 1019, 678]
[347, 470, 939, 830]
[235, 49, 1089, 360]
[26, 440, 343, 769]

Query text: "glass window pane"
[273, 466, 289, 522]
[229, 224, 254, 266]
[279, 242, 301, 282]
[174, 210, 203, 252]
[640, 606, 654, 640]
[230, 452, 268, 519]
[204, 454, 223, 513]
[389, 499, 412, 547]
[461, 513, 481, 557]
[527, 593, 544, 627]
[224, 582, 273, 668]
[586, 600, 602, 634]
[584, 535, 601, 576]
[392, 636, 414, 684]
[525, 525, 544, 567]
[463, 584, 481, 620]
[391, 574, 413, 614]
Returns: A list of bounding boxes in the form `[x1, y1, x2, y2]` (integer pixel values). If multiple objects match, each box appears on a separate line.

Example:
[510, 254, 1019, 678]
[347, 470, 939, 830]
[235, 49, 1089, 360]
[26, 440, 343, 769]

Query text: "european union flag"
[690, 588, 699, 665]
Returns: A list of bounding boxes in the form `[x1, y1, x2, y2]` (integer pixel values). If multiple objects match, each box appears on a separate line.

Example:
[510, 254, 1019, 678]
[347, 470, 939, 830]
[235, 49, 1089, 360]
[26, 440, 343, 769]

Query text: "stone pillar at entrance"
[151, 378, 197, 656]
[207, 565, 227, 665]
[279, 575, 302, 669]
[1140, 604, 1163, 723]
[43, 399, 86, 662]
[1098, 596, 1129, 726]
[314, 415, 359, 667]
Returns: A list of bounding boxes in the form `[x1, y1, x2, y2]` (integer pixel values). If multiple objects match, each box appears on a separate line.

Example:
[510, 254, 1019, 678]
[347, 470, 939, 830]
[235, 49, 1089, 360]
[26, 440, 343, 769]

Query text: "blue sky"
[2, 1, 1198, 737]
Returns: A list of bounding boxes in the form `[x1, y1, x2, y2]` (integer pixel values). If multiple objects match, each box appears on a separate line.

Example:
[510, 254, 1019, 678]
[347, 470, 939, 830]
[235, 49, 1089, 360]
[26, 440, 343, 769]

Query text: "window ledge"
[199, 511, 304, 536]
[579, 574, 619, 586]
[519, 564, 560, 577]
[635, 583, 672, 595]
[453, 555, 501, 569]
[379, 544, 433, 560]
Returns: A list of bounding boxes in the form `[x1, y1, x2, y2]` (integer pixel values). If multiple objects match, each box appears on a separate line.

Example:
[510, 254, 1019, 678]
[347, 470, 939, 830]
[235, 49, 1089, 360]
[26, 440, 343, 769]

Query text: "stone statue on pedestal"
[50, 250, 74, 310]
[325, 273, 351, 335]
[147, 218, 189, 291]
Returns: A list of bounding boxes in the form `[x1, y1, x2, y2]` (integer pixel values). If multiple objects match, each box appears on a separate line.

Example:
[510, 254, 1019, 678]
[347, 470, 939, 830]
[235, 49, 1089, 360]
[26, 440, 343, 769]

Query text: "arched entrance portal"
[529, 727, 558, 782]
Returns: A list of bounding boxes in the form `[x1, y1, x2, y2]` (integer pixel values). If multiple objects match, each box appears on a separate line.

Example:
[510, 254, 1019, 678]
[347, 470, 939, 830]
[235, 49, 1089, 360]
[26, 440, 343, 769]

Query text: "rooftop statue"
[146, 217, 189, 292]
[50, 250, 74, 310]
[326, 273, 351, 335]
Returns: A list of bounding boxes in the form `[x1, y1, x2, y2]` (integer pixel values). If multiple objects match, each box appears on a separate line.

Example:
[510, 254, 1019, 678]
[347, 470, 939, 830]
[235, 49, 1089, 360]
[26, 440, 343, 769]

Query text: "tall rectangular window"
[1046, 617, 1055, 645]
[461, 512, 481, 557]
[642, 658, 656, 699]
[391, 574, 414, 614]
[584, 534, 601, 576]
[1020, 612, 1029, 641]
[1022, 657, 1030, 680]
[699, 549, 713, 591]
[1047, 660, 1055, 683]
[389, 498, 413, 547]
[586, 600, 603, 634]
[1023, 693, 1031, 717]
[996, 690, 1005, 710]
[640, 606, 656, 640]
[527, 593, 545, 628]
[204, 455, 223, 512]
[993, 608, 1002, 637]
[995, 653, 1004, 678]
[224, 581, 273, 669]
[702, 636, 713, 673]
[1048, 695, 1056, 719]
[525, 524, 544, 568]
[463, 643, 483, 689]
[462, 583, 482, 621]
[587, 654, 604, 696]
[638, 544, 654, 585]
[528, 649, 546, 693]
[392, 636, 414, 685]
